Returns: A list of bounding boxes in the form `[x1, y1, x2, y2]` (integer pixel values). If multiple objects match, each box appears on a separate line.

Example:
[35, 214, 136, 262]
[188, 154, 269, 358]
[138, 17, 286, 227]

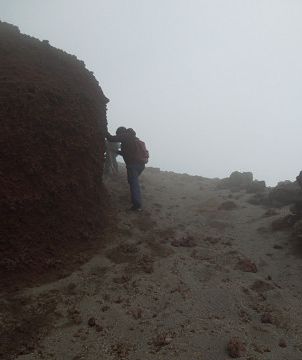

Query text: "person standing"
[106, 127, 149, 211]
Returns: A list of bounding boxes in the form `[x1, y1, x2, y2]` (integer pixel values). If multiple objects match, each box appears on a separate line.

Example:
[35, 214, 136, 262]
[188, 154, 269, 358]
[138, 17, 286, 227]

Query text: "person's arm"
[106, 132, 123, 142]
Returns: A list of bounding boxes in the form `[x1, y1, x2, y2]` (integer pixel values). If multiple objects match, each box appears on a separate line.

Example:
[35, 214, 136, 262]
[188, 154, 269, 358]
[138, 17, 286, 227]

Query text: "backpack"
[135, 138, 149, 164]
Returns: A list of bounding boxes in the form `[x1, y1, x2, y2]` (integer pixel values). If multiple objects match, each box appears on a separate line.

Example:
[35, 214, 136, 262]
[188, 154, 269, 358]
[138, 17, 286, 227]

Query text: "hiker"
[104, 139, 120, 176]
[106, 127, 149, 211]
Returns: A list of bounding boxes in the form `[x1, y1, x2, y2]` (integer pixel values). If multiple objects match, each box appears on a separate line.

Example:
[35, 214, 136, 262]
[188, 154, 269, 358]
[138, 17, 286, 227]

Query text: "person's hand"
[105, 131, 112, 139]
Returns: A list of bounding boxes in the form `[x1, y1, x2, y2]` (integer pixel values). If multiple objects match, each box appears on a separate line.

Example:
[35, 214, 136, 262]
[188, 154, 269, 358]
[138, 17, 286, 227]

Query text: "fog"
[1, 0, 302, 185]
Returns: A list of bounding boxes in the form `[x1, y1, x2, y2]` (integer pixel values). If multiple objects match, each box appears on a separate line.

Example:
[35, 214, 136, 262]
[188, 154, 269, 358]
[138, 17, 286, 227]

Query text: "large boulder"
[218, 171, 253, 191]
[0, 22, 109, 285]
[230, 171, 253, 187]
[268, 180, 302, 207]
[246, 180, 266, 194]
[218, 171, 266, 194]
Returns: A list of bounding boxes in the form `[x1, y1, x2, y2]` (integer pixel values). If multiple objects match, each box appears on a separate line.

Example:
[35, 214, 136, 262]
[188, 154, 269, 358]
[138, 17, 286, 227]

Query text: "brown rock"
[261, 312, 273, 324]
[171, 236, 196, 247]
[250, 280, 274, 294]
[95, 324, 103, 332]
[236, 259, 258, 273]
[88, 317, 96, 327]
[128, 308, 142, 320]
[227, 337, 246, 358]
[153, 333, 173, 348]
[0, 21, 109, 290]
[279, 339, 287, 348]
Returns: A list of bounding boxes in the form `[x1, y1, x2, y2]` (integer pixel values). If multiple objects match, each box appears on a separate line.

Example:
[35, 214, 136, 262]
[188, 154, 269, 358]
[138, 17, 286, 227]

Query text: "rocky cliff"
[0, 21, 109, 287]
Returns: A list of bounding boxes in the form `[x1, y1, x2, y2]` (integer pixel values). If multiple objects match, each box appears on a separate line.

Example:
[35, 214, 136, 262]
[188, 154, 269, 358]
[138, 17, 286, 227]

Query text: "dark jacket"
[106, 132, 142, 165]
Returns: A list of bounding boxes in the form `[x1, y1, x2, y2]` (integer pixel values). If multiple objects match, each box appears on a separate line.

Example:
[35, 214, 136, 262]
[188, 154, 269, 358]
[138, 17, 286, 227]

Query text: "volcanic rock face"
[0, 22, 109, 285]
[268, 180, 302, 207]
[267, 172, 302, 240]
[218, 171, 266, 193]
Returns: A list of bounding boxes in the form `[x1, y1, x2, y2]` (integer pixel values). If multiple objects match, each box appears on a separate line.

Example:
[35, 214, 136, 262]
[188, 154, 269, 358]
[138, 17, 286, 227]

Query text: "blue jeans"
[127, 164, 145, 208]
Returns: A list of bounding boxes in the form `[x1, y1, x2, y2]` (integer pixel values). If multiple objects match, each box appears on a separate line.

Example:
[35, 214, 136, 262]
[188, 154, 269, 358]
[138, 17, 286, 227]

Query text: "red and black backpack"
[134, 138, 149, 164]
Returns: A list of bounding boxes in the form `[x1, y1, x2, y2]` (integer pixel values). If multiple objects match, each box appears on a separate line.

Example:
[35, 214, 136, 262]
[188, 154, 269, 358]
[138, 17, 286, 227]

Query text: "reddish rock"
[95, 324, 103, 332]
[278, 338, 287, 348]
[261, 312, 273, 324]
[88, 317, 96, 327]
[236, 258, 258, 273]
[128, 308, 142, 320]
[171, 236, 196, 247]
[0, 21, 109, 289]
[153, 333, 173, 348]
[250, 280, 274, 294]
[227, 337, 246, 358]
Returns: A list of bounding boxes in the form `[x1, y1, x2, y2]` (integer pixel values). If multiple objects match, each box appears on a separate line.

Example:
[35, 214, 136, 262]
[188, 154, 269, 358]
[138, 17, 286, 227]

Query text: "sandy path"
[3, 167, 302, 359]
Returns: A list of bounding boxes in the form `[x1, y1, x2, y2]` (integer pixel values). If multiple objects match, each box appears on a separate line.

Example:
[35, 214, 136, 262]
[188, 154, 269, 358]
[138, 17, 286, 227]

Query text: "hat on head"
[116, 126, 127, 135]
[126, 128, 136, 137]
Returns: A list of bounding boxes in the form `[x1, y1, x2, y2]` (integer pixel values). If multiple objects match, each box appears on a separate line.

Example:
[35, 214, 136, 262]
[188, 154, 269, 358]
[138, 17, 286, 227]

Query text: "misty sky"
[1, 0, 301, 185]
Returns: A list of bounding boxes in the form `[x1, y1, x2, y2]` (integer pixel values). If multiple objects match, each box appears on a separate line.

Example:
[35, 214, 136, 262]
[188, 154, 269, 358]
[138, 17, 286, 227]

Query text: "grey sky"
[1, 0, 301, 185]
